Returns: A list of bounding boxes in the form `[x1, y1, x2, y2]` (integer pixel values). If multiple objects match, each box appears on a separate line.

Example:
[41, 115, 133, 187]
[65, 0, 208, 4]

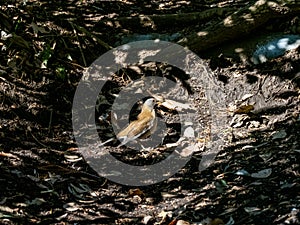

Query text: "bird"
[99, 98, 157, 147]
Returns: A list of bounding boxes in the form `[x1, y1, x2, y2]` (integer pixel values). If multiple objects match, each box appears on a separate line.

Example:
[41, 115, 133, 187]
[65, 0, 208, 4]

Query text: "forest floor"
[0, 0, 299, 224]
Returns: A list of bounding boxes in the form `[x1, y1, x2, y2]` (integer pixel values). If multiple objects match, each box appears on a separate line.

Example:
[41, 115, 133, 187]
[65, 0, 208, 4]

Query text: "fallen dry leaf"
[234, 105, 254, 114]
[128, 188, 145, 197]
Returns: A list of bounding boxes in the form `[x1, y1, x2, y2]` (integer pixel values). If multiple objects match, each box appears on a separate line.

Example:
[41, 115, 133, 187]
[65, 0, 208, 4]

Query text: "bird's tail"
[98, 138, 115, 147]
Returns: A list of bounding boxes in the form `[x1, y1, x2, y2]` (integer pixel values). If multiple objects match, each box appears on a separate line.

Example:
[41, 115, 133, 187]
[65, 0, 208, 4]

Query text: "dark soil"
[0, 0, 299, 224]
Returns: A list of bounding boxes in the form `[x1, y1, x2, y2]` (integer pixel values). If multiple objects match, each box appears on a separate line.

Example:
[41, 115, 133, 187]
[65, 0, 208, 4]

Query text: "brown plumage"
[99, 98, 157, 147]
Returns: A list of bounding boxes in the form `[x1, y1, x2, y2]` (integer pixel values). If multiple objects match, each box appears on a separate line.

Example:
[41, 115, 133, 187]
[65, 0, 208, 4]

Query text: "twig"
[69, 21, 87, 67]
[30, 131, 49, 148]
[57, 58, 85, 69]
[73, 23, 112, 51]
[48, 109, 53, 134]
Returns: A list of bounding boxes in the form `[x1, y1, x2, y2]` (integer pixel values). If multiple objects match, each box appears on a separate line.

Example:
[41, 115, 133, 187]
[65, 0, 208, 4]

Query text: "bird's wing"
[117, 113, 155, 145]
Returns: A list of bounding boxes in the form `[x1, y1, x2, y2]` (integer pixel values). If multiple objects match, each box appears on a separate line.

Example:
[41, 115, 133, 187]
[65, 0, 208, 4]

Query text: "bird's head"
[143, 98, 156, 110]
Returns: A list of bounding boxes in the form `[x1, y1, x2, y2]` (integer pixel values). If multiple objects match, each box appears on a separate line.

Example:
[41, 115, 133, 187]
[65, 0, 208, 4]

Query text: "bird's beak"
[152, 94, 164, 105]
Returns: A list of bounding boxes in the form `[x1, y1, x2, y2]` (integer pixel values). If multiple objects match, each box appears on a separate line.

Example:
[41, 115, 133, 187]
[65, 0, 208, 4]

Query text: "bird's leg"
[140, 142, 153, 151]
[139, 139, 155, 154]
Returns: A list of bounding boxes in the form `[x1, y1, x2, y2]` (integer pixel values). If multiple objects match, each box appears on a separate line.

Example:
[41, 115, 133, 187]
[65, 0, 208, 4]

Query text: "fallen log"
[178, 0, 300, 51]
[102, 7, 233, 30]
